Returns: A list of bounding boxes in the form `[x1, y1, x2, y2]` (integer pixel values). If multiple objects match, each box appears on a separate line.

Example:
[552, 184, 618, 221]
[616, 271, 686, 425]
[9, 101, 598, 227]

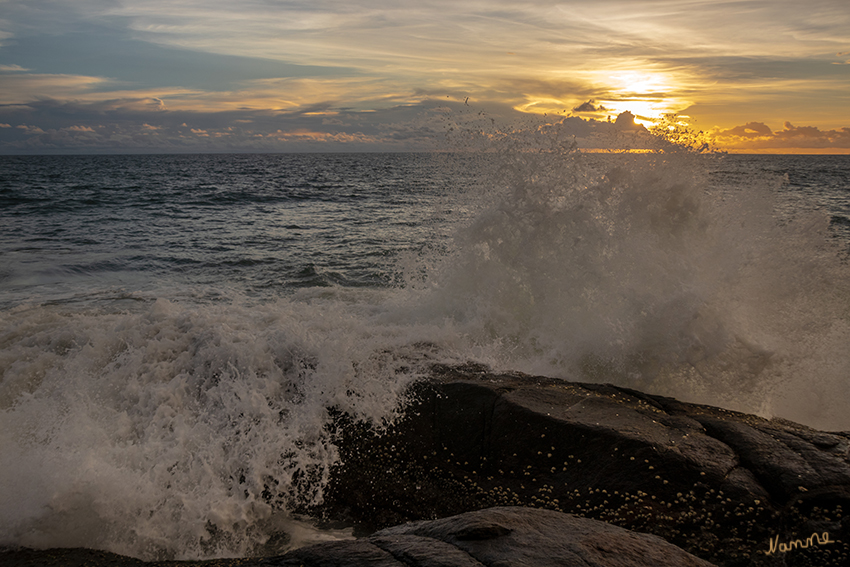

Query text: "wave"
[0, 293, 446, 559]
[405, 143, 850, 431]
[1, 133, 849, 560]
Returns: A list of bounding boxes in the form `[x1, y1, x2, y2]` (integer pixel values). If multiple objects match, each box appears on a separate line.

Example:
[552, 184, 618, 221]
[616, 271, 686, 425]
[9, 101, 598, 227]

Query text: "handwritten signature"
[766, 532, 833, 555]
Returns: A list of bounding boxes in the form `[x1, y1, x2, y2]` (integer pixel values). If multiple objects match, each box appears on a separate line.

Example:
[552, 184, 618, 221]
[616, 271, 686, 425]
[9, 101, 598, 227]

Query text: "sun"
[514, 69, 692, 127]
[586, 70, 692, 126]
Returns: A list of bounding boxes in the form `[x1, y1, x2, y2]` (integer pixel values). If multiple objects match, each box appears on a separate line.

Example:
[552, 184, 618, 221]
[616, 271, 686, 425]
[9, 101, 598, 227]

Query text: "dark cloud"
[775, 122, 850, 146]
[0, 97, 454, 153]
[573, 99, 607, 113]
[717, 122, 773, 138]
[0, 96, 664, 154]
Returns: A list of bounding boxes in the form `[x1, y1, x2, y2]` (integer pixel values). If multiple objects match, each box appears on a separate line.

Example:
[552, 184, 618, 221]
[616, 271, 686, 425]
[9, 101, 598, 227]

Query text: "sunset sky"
[1, 0, 848, 153]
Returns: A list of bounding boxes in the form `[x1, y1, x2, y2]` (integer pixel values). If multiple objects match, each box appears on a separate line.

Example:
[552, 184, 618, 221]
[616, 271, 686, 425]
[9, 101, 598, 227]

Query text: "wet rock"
[376, 506, 715, 567]
[261, 539, 402, 567]
[320, 365, 850, 566]
[265, 507, 715, 567]
[7, 367, 846, 567]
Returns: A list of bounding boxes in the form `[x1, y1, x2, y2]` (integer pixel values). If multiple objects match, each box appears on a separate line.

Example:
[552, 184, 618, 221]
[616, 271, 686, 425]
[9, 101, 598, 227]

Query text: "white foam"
[2, 141, 848, 560]
[0, 294, 440, 559]
[404, 143, 850, 431]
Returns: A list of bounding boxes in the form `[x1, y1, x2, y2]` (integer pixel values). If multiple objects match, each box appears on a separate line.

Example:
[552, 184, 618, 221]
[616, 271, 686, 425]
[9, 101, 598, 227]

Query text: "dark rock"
[263, 507, 714, 567]
[260, 539, 401, 567]
[0, 547, 253, 567]
[2, 508, 713, 567]
[374, 507, 715, 567]
[0, 547, 149, 567]
[319, 366, 850, 566]
[368, 534, 486, 567]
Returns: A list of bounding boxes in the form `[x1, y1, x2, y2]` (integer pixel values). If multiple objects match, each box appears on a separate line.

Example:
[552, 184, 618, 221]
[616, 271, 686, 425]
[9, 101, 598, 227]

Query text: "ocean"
[1, 147, 849, 559]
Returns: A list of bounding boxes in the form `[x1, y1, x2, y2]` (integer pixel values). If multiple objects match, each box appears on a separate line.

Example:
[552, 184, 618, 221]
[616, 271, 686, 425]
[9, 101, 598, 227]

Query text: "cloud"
[1, 1, 847, 153]
[774, 122, 850, 145]
[0, 73, 110, 103]
[711, 121, 850, 152]
[573, 99, 607, 113]
[102, 0, 849, 76]
[266, 129, 381, 145]
[0, 94, 661, 154]
[0, 95, 450, 152]
[717, 122, 773, 138]
[16, 124, 45, 135]
[614, 111, 642, 131]
[2, 29, 355, 93]
[64, 125, 96, 133]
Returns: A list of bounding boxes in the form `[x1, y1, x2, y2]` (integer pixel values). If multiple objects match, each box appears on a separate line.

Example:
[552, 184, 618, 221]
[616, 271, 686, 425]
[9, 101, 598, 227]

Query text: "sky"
[1, 0, 848, 154]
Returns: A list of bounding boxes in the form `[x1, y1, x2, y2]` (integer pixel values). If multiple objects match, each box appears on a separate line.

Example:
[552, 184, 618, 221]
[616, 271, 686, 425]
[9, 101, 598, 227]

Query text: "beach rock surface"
[268, 506, 715, 566]
[320, 364, 850, 566]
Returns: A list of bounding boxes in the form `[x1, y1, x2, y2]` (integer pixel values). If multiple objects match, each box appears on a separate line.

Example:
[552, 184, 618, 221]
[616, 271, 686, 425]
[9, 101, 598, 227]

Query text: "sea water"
[1, 146, 849, 559]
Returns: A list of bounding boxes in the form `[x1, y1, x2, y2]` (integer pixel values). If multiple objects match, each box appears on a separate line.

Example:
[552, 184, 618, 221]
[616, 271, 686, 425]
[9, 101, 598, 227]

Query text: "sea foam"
[408, 134, 850, 432]
[1, 132, 848, 560]
[0, 295, 438, 558]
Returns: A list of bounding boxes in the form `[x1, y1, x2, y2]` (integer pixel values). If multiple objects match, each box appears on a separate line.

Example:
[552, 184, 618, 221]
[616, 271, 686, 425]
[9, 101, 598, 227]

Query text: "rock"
[5, 367, 849, 567]
[261, 539, 402, 567]
[265, 507, 715, 567]
[319, 365, 850, 566]
[2, 508, 713, 567]
[0, 547, 149, 567]
[377, 506, 716, 567]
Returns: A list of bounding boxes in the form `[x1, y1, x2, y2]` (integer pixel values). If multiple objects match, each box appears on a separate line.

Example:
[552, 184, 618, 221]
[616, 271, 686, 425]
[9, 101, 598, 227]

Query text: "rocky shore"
[4, 365, 849, 566]
[319, 364, 850, 566]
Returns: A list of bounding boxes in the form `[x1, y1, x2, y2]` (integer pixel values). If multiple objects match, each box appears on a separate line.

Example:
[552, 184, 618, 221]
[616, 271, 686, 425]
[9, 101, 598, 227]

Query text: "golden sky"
[1, 0, 848, 153]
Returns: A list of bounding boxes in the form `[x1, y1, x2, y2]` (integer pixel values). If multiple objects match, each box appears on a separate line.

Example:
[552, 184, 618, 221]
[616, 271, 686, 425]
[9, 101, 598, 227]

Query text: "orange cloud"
[16, 124, 45, 135]
[711, 121, 850, 153]
[717, 122, 773, 138]
[267, 129, 381, 144]
[64, 125, 96, 133]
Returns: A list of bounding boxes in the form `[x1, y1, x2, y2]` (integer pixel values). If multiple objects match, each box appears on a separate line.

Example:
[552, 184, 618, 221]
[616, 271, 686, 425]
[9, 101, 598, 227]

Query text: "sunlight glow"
[599, 71, 691, 126]
[512, 68, 694, 128]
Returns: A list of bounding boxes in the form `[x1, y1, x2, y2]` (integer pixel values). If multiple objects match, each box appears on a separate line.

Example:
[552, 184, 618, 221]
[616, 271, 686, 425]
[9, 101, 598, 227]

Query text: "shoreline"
[4, 365, 849, 566]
